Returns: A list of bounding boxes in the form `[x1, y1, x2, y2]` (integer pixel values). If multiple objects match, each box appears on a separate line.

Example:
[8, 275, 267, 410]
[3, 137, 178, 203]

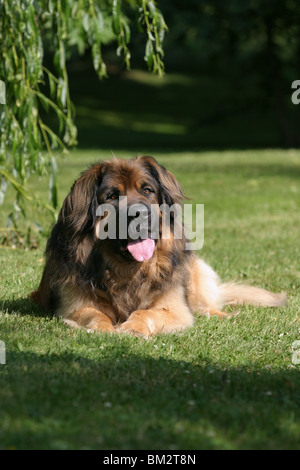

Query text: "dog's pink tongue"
[127, 238, 155, 262]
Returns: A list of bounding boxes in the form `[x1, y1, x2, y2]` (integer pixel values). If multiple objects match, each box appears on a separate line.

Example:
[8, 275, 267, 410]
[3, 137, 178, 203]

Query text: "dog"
[31, 155, 286, 338]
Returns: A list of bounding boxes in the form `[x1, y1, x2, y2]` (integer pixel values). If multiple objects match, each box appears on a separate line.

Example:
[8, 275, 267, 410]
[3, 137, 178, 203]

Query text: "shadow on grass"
[1, 298, 52, 319]
[1, 347, 299, 450]
[54, 67, 298, 152]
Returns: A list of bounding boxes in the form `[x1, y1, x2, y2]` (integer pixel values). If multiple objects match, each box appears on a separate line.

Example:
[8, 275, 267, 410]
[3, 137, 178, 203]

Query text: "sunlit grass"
[0, 147, 300, 449]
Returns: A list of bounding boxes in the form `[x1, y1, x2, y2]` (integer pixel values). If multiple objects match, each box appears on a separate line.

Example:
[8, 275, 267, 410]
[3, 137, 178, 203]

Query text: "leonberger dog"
[31, 156, 286, 338]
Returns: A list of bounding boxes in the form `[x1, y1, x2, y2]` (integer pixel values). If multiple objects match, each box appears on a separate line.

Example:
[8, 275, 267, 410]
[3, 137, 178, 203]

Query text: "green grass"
[1, 146, 300, 450]
[68, 68, 284, 150]
[39, 65, 298, 152]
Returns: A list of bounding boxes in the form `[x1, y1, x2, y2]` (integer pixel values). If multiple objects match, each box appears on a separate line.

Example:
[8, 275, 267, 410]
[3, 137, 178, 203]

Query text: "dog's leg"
[117, 286, 194, 338]
[64, 307, 115, 332]
[204, 308, 232, 319]
[185, 257, 229, 316]
[186, 257, 286, 315]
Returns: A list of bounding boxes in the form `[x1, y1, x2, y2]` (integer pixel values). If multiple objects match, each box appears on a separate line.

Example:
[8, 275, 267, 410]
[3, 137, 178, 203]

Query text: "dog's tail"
[220, 282, 287, 307]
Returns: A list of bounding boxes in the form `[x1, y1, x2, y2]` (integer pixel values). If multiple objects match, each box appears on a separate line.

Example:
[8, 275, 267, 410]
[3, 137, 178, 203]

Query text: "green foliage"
[0, 0, 166, 226]
[159, 0, 300, 147]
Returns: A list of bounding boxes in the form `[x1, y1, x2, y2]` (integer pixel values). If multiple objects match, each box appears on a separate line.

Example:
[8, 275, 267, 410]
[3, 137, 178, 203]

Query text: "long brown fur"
[31, 156, 286, 338]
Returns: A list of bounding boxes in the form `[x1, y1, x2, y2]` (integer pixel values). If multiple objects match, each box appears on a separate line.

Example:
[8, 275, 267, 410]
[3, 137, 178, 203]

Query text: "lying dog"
[31, 156, 286, 338]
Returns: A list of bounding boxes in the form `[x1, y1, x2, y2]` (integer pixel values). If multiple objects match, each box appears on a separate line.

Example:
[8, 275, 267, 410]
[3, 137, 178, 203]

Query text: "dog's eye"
[143, 187, 154, 195]
[106, 191, 119, 200]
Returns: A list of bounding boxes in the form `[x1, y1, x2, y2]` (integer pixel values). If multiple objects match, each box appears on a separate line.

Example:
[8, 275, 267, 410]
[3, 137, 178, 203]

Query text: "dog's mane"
[31, 157, 193, 316]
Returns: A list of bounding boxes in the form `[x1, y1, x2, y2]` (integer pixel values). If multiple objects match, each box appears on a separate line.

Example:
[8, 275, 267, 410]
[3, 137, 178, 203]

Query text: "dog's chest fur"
[100, 258, 180, 320]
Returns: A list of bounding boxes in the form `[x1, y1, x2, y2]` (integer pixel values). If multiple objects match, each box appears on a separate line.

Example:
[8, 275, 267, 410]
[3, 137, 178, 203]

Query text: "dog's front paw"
[117, 316, 151, 339]
[118, 327, 149, 339]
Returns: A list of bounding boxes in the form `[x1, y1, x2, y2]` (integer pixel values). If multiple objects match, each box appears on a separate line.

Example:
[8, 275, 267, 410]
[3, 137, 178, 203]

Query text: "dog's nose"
[127, 203, 150, 221]
[127, 203, 151, 241]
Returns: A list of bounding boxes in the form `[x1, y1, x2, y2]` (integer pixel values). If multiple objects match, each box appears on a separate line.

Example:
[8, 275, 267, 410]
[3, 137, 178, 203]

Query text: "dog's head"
[59, 156, 186, 262]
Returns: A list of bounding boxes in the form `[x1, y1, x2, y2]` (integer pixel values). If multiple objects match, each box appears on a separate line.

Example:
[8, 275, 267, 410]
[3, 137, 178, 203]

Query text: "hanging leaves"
[0, 0, 167, 227]
[140, 0, 167, 76]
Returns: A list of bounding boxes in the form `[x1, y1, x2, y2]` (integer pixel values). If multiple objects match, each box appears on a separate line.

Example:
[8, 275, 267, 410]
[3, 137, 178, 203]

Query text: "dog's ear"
[60, 163, 103, 236]
[139, 155, 186, 205]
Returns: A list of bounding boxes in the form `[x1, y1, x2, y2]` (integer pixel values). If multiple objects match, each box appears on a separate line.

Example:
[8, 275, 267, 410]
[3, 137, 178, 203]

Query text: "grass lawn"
[0, 146, 299, 450]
